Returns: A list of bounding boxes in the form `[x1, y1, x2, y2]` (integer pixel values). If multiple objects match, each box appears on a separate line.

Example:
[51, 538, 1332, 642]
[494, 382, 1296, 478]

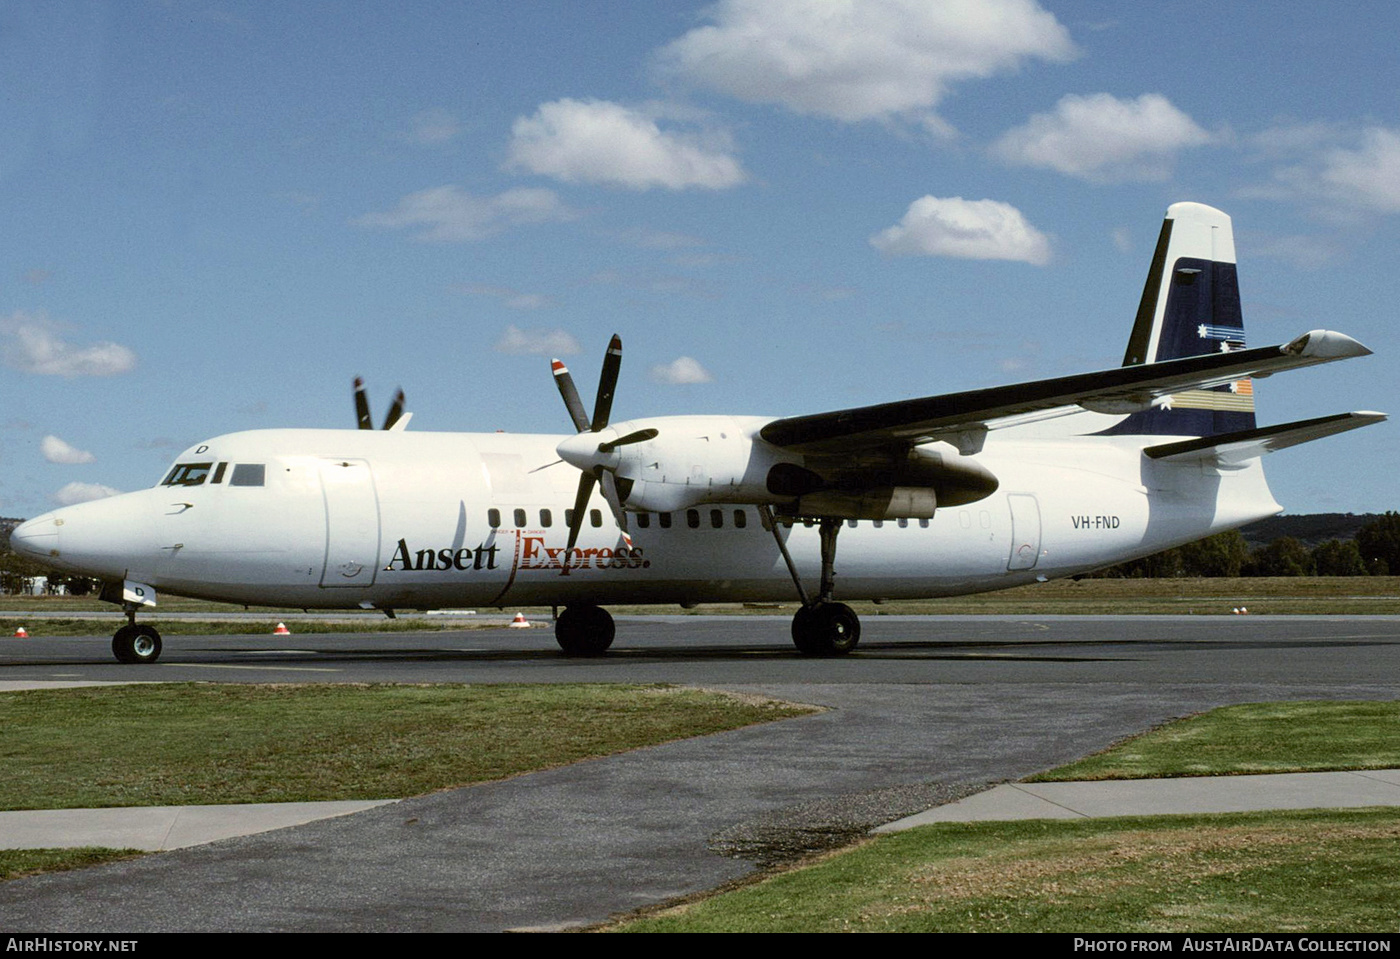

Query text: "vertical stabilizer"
[1107, 202, 1256, 437]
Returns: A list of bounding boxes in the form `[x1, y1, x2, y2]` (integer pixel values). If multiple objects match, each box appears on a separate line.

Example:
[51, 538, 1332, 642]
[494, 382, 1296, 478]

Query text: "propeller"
[551, 335, 654, 574]
[354, 378, 408, 430]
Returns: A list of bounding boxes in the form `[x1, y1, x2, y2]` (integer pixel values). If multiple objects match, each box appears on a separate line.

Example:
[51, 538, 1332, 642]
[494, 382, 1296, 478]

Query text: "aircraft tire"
[112, 624, 162, 664]
[791, 602, 860, 657]
[554, 604, 615, 657]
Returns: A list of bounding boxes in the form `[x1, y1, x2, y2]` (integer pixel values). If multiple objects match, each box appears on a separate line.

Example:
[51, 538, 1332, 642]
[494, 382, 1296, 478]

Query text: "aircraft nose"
[10, 515, 59, 563]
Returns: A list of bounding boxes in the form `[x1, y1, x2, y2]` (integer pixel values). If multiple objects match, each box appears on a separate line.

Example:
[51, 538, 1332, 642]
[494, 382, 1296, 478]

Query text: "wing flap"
[1143, 411, 1386, 466]
[759, 329, 1371, 453]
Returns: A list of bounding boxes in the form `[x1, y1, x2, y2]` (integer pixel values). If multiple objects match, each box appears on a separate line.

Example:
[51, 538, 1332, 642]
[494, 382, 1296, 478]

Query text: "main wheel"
[791, 601, 860, 656]
[112, 624, 162, 664]
[554, 604, 615, 656]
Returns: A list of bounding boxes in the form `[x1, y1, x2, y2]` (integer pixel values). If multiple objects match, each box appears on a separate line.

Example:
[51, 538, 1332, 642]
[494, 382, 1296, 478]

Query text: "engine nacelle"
[604, 414, 802, 513]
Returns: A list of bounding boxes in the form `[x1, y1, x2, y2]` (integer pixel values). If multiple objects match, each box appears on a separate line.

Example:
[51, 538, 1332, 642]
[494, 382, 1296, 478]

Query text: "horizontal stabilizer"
[1143, 411, 1387, 466]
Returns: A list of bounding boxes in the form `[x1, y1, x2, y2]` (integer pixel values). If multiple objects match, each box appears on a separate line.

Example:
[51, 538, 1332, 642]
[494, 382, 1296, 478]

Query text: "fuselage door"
[320, 458, 380, 588]
[1006, 493, 1042, 571]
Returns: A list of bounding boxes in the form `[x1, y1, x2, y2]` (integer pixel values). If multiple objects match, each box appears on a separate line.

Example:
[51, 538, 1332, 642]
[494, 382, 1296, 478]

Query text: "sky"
[2, 0, 1398, 519]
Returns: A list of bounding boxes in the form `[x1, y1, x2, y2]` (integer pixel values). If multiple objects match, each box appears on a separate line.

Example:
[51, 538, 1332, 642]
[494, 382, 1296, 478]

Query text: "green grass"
[616, 809, 1400, 933]
[1033, 701, 1400, 781]
[0, 683, 814, 810]
[0, 848, 145, 882]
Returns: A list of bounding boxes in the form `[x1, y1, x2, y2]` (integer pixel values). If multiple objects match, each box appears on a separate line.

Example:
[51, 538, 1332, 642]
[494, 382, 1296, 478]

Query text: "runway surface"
[2, 615, 1399, 931]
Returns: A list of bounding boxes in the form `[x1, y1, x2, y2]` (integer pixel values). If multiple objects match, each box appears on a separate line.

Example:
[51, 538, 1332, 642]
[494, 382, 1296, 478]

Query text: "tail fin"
[1107, 202, 1256, 437]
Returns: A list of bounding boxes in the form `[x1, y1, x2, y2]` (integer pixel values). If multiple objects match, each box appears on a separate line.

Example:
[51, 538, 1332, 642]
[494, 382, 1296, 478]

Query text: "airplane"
[10, 202, 1386, 664]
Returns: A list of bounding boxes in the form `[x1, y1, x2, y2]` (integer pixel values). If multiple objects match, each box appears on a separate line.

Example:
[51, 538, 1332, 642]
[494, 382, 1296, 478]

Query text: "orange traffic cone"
[508, 612, 530, 628]
[273, 622, 291, 635]
[14, 626, 28, 638]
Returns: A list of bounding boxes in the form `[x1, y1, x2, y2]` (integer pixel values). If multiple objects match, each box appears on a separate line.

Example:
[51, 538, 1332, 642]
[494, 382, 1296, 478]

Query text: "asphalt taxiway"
[2, 614, 1398, 931]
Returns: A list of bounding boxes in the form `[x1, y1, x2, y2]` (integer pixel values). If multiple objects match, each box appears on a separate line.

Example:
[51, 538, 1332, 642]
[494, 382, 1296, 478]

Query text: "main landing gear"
[760, 507, 861, 656]
[554, 604, 615, 657]
[112, 606, 162, 664]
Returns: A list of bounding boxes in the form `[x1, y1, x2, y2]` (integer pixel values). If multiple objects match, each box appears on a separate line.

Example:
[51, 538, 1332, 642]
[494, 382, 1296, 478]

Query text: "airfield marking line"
[158, 663, 340, 673]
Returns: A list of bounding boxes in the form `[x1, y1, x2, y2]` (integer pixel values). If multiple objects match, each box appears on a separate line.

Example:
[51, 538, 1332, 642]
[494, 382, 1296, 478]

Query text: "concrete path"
[0, 801, 396, 851]
[878, 767, 1400, 831]
[8, 768, 1399, 852]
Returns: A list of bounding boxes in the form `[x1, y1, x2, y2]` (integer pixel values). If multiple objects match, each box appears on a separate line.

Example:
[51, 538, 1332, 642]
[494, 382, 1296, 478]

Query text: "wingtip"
[1284, 329, 1373, 359]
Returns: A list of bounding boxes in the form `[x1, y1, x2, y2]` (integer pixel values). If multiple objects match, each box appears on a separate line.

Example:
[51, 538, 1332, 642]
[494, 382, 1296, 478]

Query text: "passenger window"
[637, 513, 650, 529]
[589, 509, 602, 528]
[540, 509, 553, 528]
[686, 509, 700, 529]
[565, 509, 574, 527]
[846, 519, 858, 529]
[897, 518, 908, 528]
[733, 510, 746, 529]
[873, 520, 884, 528]
[514, 508, 527, 528]
[229, 464, 265, 487]
[802, 518, 815, 528]
[488, 508, 501, 528]
[659, 512, 672, 529]
[162, 463, 214, 487]
[919, 518, 930, 528]
[710, 509, 723, 529]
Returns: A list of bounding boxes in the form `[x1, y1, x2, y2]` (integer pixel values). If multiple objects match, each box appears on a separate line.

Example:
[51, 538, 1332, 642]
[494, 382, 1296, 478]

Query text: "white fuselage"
[16, 424, 1280, 610]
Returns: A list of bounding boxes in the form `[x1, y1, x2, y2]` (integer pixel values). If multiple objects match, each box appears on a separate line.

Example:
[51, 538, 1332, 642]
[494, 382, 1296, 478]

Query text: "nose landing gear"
[111, 602, 162, 664]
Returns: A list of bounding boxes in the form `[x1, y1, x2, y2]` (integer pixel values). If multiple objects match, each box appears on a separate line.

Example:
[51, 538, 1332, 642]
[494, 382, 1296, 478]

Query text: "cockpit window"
[229, 464, 266, 487]
[162, 463, 214, 487]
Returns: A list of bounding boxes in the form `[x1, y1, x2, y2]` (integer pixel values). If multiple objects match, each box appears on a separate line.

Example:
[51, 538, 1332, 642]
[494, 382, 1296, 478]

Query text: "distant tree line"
[1094, 512, 1400, 578]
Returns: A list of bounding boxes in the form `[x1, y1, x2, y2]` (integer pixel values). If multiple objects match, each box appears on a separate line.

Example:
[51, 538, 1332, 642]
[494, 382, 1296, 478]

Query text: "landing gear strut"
[554, 604, 615, 656]
[759, 507, 861, 656]
[112, 605, 162, 664]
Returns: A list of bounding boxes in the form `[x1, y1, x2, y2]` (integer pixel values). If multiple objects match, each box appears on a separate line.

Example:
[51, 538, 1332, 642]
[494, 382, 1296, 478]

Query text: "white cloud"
[41, 435, 95, 464]
[654, 0, 1075, 130]
[0, 311, 137, 377]
[53, 482, 121, 506]
[870, 196, 1051, 265]
[993, 93, 1211, 182]
[1319, 127, 1400, 214]
[354, 186, 575, 242]
[458, 285, 555, 311]
[507, 99, 746, 190]
[405, 108, 462, 146]
[1246, 124, 1400, 218]
[494, 325, 581, 356]
[648, 356, 713, 384]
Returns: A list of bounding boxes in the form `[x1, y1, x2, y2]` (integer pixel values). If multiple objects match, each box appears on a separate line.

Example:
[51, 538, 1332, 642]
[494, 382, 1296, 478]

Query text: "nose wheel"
[112, 623, 162, 664]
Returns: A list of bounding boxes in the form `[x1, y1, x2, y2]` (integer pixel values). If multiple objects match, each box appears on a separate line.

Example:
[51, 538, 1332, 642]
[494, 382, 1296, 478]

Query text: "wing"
[759, 329, 1372, 455]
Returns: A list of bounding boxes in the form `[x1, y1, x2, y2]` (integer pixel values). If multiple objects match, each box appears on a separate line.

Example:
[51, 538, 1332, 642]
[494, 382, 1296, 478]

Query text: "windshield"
[161, 462, 214, 487]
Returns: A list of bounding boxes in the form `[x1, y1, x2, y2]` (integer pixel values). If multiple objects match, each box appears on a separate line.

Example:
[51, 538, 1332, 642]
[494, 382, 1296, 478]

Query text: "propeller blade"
[599, 470, 633, 549]
[561, 471, 596, 575]
[353, 377, 372, 430]
[551, 360, 591, 433]
[590, 334, 622, 432]
[382, 388, 406, 430]
[598, 427, 658, 454]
